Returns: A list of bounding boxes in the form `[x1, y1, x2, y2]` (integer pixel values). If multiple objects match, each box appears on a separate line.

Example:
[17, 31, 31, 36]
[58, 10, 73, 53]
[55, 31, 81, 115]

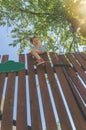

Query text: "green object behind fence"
[0, 60, 25, 72]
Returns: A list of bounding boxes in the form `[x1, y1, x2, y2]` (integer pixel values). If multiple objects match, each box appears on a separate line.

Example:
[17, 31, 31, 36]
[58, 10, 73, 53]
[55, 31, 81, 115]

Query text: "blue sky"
[0, 26, 29, 61]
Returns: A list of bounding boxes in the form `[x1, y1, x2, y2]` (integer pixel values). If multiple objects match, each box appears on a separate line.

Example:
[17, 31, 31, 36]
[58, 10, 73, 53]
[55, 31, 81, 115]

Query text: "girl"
[30, 36, 46, 65]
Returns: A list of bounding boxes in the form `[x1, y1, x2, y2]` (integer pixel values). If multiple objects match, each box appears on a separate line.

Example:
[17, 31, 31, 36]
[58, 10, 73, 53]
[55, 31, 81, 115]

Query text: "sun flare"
[76, 1, 86, 21]
[65, 0, 86, 36]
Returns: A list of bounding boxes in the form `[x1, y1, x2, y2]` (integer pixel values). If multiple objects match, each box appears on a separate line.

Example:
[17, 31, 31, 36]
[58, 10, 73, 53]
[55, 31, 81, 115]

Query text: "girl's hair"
[30, 36, 38, 43]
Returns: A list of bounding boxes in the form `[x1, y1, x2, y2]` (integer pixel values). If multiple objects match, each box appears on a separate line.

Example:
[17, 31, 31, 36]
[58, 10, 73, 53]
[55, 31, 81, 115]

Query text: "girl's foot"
[37, 58, 45, 65]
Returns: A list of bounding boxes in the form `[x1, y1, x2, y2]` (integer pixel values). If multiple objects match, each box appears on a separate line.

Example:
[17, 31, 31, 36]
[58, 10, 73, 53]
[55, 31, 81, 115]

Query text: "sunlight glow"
[66, 0, 86, 36]
[76, 1, 86, 20]
[76, 0, 86, 36]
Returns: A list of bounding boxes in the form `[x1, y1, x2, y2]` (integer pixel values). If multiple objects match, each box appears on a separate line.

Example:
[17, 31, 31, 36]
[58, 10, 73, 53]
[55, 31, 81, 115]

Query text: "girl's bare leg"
[31, 49, 43, 60]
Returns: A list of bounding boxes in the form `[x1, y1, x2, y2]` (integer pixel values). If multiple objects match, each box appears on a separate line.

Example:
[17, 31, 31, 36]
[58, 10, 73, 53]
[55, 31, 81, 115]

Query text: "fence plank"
[0, 74, 6, 115]
[74, 52, 86, 70]
[58, 54, 86, 114]
[80, 52, 86, 60]
[1, 55, 9, 63]
[43, 53, 73, 130]
[50, 52, 86, 130]
[0, 55, 9, 120]
[27, 54, 42, 130]
[55, 67, 86, 130]
[66, 53, 86, 84]
[66, 67, 86, 117]
[16, 54, 28, 130]
[1, 73, 16, 130]
[37, 62, 58, 130]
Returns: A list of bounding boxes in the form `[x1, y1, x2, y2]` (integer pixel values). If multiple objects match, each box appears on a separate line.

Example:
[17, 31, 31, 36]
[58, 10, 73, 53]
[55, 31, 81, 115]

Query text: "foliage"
[0, 0, 86, 53]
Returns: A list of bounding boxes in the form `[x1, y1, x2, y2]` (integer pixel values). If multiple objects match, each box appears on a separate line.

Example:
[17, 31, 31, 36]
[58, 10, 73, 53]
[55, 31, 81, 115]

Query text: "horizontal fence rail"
[0, 52, 86, 130]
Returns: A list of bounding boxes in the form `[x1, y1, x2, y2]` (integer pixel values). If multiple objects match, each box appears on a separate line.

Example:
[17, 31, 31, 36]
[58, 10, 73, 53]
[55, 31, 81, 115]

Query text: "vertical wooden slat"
[80, 52, 86, 60]
[0, 55, 9, 118]
[37, 63, 58, 130]
[1, 55, 9, 63]
[50, 52, 86, 130]
[66, 53, 86, 84]
[54, 53, 86, 118]
[1, 73, 16, 130]
[74, 52, 86, 70]
[16, 54, 28, 130]
[59, 55, 86, 103]
[59, 54, 86, 116]
[65, 67, 86, 117]
[27, 54, 42, 130]
[55, 67, 86, 130]
[0, 74, 6, 113]
[43, 53, 73, 130]
[59, 53, 86, 104]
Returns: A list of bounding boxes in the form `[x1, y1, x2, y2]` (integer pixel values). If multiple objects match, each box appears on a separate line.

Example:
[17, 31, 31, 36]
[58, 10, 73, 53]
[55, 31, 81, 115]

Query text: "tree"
[0, 0, 86, 53]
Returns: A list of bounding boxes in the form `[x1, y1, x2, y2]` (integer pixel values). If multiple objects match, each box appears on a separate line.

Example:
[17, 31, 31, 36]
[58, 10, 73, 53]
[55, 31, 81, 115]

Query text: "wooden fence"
[0, 52, 86, 130]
